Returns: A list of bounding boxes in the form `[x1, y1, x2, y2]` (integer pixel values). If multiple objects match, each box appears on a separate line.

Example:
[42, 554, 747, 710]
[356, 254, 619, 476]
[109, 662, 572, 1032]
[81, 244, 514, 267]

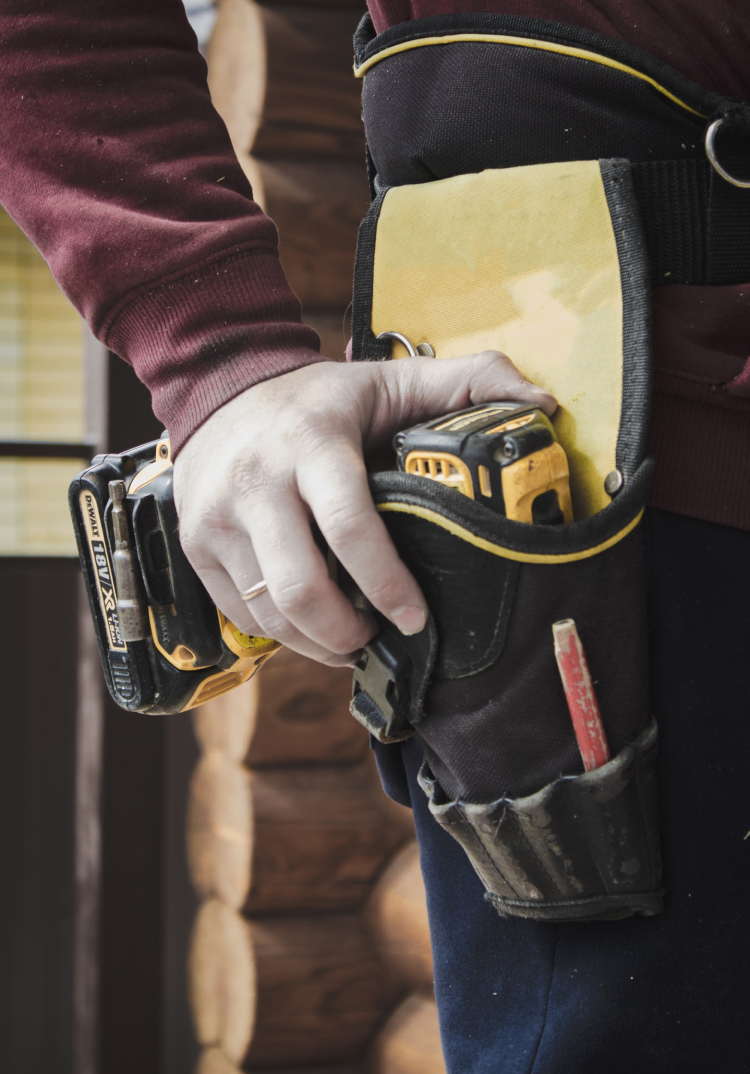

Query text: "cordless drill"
[69, 403, 571, 715]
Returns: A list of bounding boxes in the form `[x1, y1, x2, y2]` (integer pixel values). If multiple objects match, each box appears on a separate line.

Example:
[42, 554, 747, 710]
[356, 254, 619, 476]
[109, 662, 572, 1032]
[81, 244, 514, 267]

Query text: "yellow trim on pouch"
[371, 161, 626, 518]
[354, 34, 706, 117]
[378, 502, 643, 564]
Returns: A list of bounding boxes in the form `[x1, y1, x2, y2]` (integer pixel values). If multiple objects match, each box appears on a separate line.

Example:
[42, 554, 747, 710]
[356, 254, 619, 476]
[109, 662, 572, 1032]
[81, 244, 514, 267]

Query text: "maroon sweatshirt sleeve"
[0, 0, 324, 453]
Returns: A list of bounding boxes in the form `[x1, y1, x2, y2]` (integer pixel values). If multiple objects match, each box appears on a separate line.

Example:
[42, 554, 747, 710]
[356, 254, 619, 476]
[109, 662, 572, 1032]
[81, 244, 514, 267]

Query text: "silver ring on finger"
[240, 579, 268, 602]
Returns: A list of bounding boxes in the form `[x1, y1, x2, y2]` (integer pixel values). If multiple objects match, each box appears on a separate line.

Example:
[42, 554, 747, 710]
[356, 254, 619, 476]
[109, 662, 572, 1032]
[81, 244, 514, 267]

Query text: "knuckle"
[180, 511, 233, 563]
[226, 453, 268, 499]
[177, 526, 210, 570]
[252, 609, 297, 644]
[271, 576, 323, 619]
[325, 619, 371, 656]
[266, 578, 369, 655]
[479, 348, 513, 370]
[360, 575, 405, 609]
[321, 501, 370, 548]
[378, 360, 407, 404]
[321, 653, 358, 668]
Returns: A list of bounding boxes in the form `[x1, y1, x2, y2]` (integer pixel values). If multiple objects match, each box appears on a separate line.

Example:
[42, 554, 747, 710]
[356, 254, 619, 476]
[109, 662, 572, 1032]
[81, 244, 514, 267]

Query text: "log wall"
[207, 0, 371, 356]
[189, 4, 447, 1070]
[187, 653, 445, 1073]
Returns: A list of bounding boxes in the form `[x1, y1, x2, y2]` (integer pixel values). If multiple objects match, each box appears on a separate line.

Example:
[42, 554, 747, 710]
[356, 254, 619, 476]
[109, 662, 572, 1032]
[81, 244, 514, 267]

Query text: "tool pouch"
[349, 157, 665, 920]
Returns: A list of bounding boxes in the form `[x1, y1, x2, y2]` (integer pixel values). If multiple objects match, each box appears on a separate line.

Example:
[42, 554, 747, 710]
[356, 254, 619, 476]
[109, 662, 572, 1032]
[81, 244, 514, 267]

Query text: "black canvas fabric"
[356, 13, 750, 285]
[630, 160, 709, 283]
[354, 12, 736, 115]
[361, 42, 708, 184]
[386, 510, 650, 800]
[367, 452, 652, 802]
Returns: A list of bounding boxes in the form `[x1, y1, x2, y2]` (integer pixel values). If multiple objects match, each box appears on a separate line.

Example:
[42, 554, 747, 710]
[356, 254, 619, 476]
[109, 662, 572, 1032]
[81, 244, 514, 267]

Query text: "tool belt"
[347, 15, 750, 922]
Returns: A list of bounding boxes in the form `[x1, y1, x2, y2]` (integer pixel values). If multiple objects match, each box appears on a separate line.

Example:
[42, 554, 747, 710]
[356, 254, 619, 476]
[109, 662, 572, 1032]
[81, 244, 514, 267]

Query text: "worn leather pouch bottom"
[419, 719, 661, 922]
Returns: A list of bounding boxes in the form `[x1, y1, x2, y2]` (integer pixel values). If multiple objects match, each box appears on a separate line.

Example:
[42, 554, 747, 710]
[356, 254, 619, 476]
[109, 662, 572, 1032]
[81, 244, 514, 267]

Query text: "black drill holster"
[350, 460, 661, 922]
[348, 13, 750, 921]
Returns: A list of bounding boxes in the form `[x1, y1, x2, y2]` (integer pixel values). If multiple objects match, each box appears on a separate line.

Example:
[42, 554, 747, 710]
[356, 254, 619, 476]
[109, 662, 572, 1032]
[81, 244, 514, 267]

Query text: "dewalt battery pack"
[393, 401, 573, 524]
[69, 437, 280, 714]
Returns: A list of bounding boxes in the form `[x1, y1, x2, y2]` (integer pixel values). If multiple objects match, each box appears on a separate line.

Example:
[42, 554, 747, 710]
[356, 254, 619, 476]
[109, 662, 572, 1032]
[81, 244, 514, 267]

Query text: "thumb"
[369, 349, 557, 443]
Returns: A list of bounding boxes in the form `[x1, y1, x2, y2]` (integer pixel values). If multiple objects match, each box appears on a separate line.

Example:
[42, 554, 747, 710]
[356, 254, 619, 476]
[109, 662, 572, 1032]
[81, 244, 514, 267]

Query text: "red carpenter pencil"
[552, 619, 610, 772]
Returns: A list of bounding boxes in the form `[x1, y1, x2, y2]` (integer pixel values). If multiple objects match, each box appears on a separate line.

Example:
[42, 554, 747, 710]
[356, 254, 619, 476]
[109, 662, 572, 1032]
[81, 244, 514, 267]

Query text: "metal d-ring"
[705, 118, 750, 189]
[376, 331, 436, 357]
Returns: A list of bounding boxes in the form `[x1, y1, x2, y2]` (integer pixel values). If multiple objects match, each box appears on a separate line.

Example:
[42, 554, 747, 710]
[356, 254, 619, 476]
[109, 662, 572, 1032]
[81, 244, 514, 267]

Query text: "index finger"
[296, 437, 428, 637]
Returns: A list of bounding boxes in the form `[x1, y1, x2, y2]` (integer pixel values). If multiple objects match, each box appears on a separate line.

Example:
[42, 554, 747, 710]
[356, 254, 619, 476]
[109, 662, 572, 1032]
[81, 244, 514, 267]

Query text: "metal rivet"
[416, 342, 436, 358]
[604, 469, 624, 496]
[159, 443, 169, 458]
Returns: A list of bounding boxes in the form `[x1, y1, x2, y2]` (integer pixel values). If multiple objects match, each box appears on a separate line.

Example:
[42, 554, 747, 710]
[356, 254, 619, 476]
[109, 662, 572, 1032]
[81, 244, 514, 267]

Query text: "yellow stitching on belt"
[354, 35, 707, 118]
[377, 502, 643, 563]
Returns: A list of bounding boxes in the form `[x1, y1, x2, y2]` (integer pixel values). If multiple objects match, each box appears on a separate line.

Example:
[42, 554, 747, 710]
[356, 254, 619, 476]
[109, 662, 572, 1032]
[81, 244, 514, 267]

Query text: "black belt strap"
[632, 160, 750, 286]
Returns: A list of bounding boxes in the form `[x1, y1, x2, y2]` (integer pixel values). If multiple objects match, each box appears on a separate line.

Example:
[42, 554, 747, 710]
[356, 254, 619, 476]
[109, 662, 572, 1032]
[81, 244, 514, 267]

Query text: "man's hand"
[173, 352, 556, 666]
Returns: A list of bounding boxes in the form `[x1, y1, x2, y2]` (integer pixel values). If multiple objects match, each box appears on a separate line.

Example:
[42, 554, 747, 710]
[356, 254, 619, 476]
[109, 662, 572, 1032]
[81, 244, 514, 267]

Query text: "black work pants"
[379, 508, 750, 1072]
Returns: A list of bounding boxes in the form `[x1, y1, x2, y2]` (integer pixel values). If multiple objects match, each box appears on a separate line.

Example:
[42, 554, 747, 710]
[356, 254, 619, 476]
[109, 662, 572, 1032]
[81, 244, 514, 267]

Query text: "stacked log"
[186, 649, 447, 1072]
[367, 844, 445, 1074]
[188, 686, 256, 1066]
[191, 4, 448, 1071]
[207, 0, 371, 355]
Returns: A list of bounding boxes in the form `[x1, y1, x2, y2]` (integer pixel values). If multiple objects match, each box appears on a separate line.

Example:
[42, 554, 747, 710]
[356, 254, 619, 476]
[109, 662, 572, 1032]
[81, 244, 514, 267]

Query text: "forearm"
[0, 0, 323, 452]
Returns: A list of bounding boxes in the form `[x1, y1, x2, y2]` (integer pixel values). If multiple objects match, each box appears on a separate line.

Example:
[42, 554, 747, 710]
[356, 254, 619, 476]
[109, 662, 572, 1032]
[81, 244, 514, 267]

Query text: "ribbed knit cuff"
[104, 244, 327, 455]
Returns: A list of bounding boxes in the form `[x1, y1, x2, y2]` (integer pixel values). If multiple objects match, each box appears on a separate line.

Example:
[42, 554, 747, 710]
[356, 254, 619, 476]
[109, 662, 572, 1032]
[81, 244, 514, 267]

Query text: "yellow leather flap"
[371, 161, 624, 518]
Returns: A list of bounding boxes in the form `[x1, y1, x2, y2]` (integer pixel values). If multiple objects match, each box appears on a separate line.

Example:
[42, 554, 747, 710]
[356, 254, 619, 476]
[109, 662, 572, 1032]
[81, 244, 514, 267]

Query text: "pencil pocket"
[349, 157, 664, 920]
[355, 463, 663, 921]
